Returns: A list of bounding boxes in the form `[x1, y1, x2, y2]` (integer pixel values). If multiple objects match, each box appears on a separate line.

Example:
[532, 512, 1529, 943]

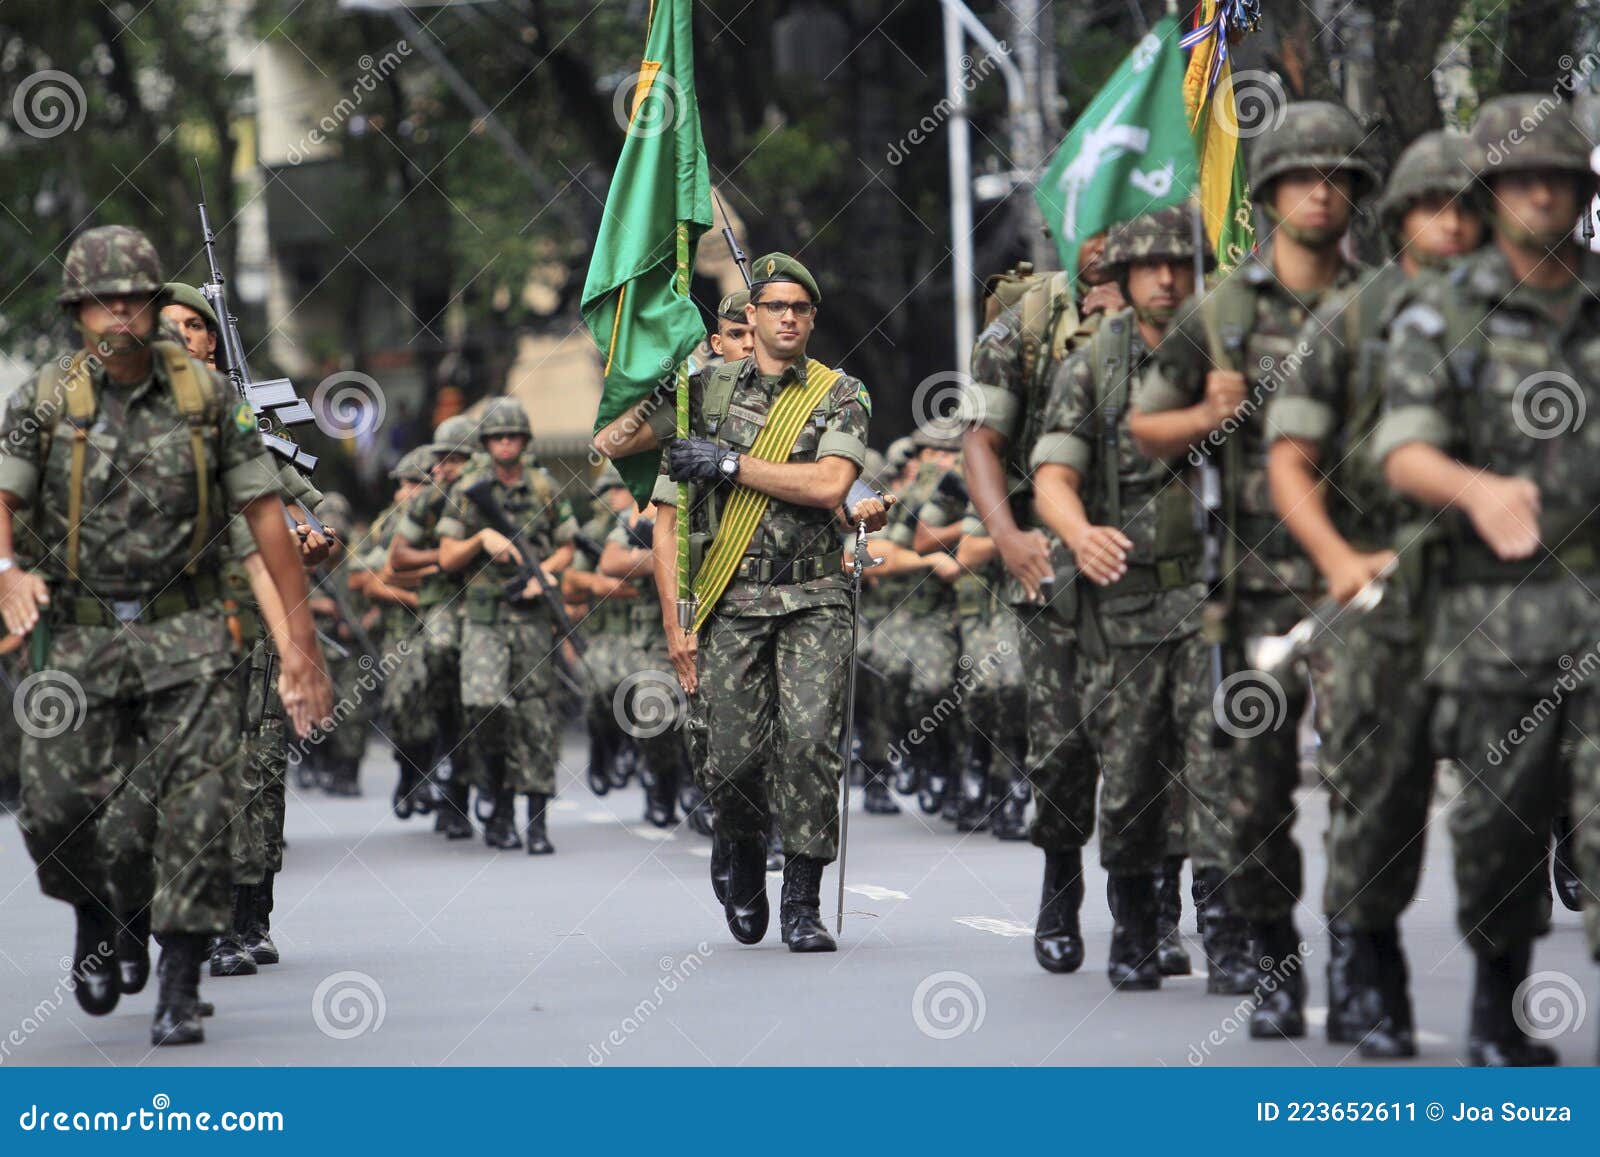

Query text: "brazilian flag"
[582, 0, 712, 509]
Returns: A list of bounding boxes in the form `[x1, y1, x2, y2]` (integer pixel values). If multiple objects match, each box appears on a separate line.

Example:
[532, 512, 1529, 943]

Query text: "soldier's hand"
[666, 437, 726, 484]
[278, 646, 334, 739]
[0, 568, 49, 636]
[1069, 525, 1133, 586]
[1325, 548, 1396, 605]
[480, 529, 523, 566]
[666, 623, 698, 693]
[520, 570, 559, 600]
[930, 553, 962, 583]
[296, 526, 333, 565]
[847, 492, 895, 533]
[1465, 473, 1542, 560]
[1204, 370, 1249, 427]
[1081, 281, 1126, 318]
[995, 527, 1053, 600]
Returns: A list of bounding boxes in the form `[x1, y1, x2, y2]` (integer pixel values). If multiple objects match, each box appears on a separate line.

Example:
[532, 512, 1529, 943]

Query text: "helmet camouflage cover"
[476, 397, 532, 440]
[1377, 130, 1481, 233]
[59, 225, 164, 305]
[1101, 204, 1215, 272]
[430, 413, 478, 456]
[1472, 93, 1595, 185]
[1248, 100, 1379, 203]
[390, 446, 438, 483]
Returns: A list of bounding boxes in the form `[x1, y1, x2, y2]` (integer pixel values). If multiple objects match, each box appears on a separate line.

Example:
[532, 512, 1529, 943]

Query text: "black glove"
[667, 437, 726, 484]
[628, 518, 655, 551]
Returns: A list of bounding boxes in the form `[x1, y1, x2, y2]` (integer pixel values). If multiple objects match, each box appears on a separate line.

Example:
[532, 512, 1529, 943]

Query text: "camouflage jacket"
[652, 354, 869, 618]
[1144, 243, 1365, 600]
[1373, 245, 1600, 688]
[0, 350, 278, 596]
[1033, 309, 1204, 642]
[395, 475, 471, 609]
[437, 462, 578, 616]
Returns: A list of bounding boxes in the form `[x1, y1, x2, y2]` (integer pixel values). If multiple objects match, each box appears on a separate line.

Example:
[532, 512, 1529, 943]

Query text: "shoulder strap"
[155, 340, 219, 576]
[701, 359, 747, 434]
[1093, 311, 1135, 528]
[1199, 277, 1254, 373]
[39, 352, 97, 582]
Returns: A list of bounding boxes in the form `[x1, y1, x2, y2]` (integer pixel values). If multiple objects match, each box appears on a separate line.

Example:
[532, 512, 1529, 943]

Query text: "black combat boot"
[609, 739, 637, 789]
[1154, 856, 1192, 976]
[1192, 868, 1255, 995]
[440, 778, 474, 839]
[643, 768, 676, 828]
[1553, 813, 1583, 912]
[483, 788, 522, 850]
[1325, 919, 1361, 1043]
[392, 745, 433, 819]
[1353, 927, 1416, 1059]
[991, 747, 1030, 841]
[208, 889, 258, 977]
[116, 906, 152, 995]
[710, 831, 732, 905]
[1106, 873, 1162, 990]
[151, 933, 206, 1047]
[1467, 942, 1559, 1067]
[862, 766, 901, 815]
[1034, 849, 1085, 973]
[723, 837, 770, 945]
[892, 753, 919, 797]
[682, 783, 716, 837]
[765, 814, 785, 872]
[917, 745, 948, 815]
[955, 737, 991, 832]
[243, 873, 279, 966]
[1247, 919, 1306, 1039]
[586, 724, 614, 797]
[780, 855, 837, 952]
[72, 905, 120, 1015]
[525, 793, 555, 855]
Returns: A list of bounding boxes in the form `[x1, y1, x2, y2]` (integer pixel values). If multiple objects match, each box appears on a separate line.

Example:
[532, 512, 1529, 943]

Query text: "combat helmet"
[390, 446, 438, 484]
[430, 413, 478, 457]
[1101, 205, 1215, 274]
[1472, 93, 1596, 189]
[1377, 131, 1481, 240]
[1248, 101, 1379, 204]
[59, 225, 165, 306]
[594, 462, 627, 494]
[477, 397, 532, 440]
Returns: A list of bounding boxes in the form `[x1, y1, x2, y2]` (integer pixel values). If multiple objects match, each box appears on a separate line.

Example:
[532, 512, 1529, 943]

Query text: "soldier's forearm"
[1032, 465, 1093, 551]
[963, 427, 1019, 537]
[733, 455, 855, 508]
[1127, 405, 1215, 460]
[242, 495, 318, 662]
[651, 503, 680, 629]
[912, 520, 964, 555]
[1268, 438, 1355, 575]
[1384, 442, 1487, 513]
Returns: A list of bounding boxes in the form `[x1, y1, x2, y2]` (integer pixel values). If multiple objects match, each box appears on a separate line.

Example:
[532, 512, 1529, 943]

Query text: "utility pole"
[1011, 0, 1055, 267]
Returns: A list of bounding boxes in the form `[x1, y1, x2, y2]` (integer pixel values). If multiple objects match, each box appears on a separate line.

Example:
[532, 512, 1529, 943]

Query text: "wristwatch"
[718, 450, 741, 480]
[0, 558, 14, 575]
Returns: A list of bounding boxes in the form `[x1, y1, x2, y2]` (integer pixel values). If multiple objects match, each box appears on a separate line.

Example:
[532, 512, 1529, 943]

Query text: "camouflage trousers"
[1014, 601, 1098, 852]
[633, 622, 692, 789]
[229, 637, 288, 884]
[322, 647, 375, 768]
[959, 605, 1026, 793]
[19, 612, 244, 936]
[383, 619, 436, 750]
[1083, 630, 1232, 874]
[460, 611, 559, 796]
[418, 600, 469, 783]
[856, 607, 899, 771]
[583, 627, 630, 736]
[699, 604, 849, 862]
[884, 597, 961, 772]
[1435, 686, 1599, 958]
[1321, 619, 1435, 930]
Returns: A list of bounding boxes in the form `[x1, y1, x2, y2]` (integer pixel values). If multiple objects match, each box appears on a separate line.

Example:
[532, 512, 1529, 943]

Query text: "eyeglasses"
[754, 299, 815, 318]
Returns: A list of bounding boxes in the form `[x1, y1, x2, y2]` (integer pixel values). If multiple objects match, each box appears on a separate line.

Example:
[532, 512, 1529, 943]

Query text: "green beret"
[749, 252, 820, 306]
[717, 289, 751, 322]
[163, 283, 218, 332]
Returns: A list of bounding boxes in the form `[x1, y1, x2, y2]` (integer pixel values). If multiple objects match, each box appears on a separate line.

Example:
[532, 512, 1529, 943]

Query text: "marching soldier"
[438, 398, 577, 854]
[0, 225, 330, 1046]
[1265, 130, 1484, 1056]
[1032, 206, 1224, 990]
[1374, 94, 1600, 1066]
[654, 253, 877, 952]
[1138, 102, 1378, 1032]
[306, 492, 371, 797]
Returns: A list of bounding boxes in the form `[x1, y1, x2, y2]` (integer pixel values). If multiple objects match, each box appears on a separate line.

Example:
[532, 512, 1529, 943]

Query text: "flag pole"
[674, 220, 697, 630]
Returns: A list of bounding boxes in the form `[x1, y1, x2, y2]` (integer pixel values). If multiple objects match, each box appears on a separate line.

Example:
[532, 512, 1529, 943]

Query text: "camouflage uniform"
[309, 496, 374, 790]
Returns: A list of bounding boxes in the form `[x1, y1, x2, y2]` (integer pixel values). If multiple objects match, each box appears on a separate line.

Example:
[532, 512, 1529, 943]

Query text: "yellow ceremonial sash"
[690, 359, 841, 632]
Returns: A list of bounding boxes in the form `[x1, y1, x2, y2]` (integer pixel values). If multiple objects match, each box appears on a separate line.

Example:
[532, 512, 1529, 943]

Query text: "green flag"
[582, 0, 712, 508]
[1034, 16, 1197, 282]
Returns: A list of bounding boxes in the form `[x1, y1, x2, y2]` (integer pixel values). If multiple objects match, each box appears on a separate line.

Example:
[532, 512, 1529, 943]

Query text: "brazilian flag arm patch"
[233, 401, 257, 434]
[855, 383, 872, 417]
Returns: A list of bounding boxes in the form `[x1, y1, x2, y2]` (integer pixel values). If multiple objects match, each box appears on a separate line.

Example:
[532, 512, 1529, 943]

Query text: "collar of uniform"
[91, 355, 158, 403]
[1248, 240, 1363, 299]
[755, 355, 808, 392]
[1463, 245, 1600, 310]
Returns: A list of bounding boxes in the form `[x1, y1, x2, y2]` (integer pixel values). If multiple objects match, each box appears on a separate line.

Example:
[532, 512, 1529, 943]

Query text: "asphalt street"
[1, 731, 1594, 1067]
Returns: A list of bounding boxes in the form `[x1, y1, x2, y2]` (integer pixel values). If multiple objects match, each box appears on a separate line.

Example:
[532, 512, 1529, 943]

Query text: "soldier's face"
[605, 487, 634, 514]
[1490, 170, 1584, 249]
[396, 480, 423, 504]
[1078, 235, 1112, 286]
[160, 303, 218, 362]
[78, 293, 157, 347]
[1125, 258, 1195, 320]
[711, 319, 755, 361]
[747, 286, 814, 359]
[434, 453, 470, 484]
[1273, 168, 1354, 240]
[1400, 194, 1483, 263]
[486, 432, 527, 466]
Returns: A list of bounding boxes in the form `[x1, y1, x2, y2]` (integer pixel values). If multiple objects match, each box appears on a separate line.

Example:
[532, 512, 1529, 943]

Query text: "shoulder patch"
[854, 382, 872, 416]
[233, 401, 257, 435]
